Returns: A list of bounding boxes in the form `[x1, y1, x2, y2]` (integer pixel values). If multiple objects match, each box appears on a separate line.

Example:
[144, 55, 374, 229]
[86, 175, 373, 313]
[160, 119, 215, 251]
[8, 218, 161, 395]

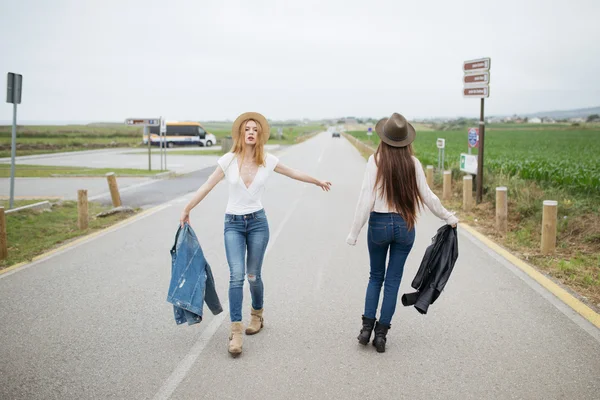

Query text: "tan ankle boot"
[245, 308, 264, 335]
[228, 322, 244, 356]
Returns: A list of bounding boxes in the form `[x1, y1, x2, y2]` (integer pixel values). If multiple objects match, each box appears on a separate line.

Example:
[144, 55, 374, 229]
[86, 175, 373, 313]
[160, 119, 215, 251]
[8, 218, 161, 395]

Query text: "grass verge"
[130, 150, 224, 156]
[0, 164, 164, 178]
[0, 200, 139, 270]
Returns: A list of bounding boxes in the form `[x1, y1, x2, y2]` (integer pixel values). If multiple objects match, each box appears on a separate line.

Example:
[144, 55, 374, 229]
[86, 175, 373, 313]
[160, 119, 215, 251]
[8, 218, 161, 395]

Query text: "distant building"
[541, 117, 556, 124]
[529, 117, 542, 123]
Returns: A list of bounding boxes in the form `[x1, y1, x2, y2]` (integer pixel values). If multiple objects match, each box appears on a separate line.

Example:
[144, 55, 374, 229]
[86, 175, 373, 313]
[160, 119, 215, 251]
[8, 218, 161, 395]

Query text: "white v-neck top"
[217, 152, 280, 215]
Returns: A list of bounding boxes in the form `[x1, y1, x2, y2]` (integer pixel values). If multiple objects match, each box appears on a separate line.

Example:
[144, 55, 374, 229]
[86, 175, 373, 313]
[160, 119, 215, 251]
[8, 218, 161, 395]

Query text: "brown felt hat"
[375, 113, 416, 147]
[231, 112, 270, 144]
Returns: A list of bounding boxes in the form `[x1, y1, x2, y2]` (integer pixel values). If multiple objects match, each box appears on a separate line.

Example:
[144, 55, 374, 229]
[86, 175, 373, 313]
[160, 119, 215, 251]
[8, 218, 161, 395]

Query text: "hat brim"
[375, 118, 416, 148]
[232, 112, 270, 144]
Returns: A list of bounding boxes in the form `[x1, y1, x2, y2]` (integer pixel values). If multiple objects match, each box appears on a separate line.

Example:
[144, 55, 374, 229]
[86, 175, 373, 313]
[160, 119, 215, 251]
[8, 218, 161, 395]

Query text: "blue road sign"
[468, 128, 479, 148]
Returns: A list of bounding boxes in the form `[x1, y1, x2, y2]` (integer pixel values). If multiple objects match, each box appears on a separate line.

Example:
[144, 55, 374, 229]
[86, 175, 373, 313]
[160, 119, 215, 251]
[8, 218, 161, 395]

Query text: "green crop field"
[348, 124, 600, 194]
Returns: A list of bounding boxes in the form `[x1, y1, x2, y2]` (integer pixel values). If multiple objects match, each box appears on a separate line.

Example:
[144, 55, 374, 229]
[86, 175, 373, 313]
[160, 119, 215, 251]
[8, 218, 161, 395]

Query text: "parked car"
[332, 131, 341, 138]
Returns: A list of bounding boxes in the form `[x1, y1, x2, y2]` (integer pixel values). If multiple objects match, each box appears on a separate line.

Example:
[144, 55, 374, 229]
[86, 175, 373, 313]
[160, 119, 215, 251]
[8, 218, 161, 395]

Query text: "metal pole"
[476, 98, 485, 204]
[441, 148, 445, 171]
[159, 119, 163, 171]
[158, 122, 162, 171]
[9, 103, 17, 209]
[146, 125, 151, 171]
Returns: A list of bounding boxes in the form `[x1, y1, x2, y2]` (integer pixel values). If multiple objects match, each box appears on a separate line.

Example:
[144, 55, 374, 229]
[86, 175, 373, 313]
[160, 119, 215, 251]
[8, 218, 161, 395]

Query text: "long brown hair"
[232, 119, 266, 167]
[374, 141, 424, 230]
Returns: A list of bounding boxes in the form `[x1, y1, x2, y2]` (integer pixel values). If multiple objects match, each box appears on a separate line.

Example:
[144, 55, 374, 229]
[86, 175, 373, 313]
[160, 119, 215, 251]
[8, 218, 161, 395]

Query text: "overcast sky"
[1, 0, 599, 123]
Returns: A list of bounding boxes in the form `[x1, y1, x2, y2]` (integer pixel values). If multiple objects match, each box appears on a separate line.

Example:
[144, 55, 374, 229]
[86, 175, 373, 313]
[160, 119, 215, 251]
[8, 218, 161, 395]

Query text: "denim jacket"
[167, 223, 223, 325]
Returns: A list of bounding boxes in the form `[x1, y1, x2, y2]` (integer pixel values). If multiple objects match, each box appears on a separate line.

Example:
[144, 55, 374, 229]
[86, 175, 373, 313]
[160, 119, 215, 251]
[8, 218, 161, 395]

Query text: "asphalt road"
[0, 147, 220, 175]
[1, 133, 598, 400]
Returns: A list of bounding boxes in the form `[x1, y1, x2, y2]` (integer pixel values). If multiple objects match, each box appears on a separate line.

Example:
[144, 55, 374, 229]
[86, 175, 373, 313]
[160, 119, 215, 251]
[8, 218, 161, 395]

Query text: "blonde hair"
[232, 119, 266, 166]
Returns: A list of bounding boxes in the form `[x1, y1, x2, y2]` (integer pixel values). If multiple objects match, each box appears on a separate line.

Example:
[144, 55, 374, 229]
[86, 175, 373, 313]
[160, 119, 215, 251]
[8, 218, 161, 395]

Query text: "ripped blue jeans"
[224, 209, 270, 322]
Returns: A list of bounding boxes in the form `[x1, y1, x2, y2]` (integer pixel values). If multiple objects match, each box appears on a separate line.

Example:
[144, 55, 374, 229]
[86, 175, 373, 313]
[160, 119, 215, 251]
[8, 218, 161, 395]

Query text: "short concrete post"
[443, 171, 452, 200]
[426, 165, 434, 187]
[496, 187, 508, 234]
[541, 200, 558, 255]
[78, 190, 89, 230]
[106, 173, 122, 207]
[463, 176, 473, 211]
[0, 207, 7, 260]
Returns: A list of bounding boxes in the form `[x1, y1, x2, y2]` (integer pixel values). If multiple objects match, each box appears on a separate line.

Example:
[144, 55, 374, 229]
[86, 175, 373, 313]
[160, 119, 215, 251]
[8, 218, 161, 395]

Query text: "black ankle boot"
[357, 315, 376, 345]
[372, 321, 390, 353]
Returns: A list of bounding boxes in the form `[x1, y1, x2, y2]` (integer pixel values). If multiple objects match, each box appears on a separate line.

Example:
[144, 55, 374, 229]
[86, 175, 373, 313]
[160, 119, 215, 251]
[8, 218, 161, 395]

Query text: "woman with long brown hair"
[346, 113, 458, 353]
[180, 112, 331, 356]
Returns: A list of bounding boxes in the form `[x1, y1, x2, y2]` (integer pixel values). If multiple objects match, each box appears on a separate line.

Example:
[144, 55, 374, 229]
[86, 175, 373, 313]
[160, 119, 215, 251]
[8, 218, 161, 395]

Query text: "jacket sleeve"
[435, 227, 459, 292]
[414, 157, 459, 225]
[204, 263, 223, 315]
[346, 156, 376, 245]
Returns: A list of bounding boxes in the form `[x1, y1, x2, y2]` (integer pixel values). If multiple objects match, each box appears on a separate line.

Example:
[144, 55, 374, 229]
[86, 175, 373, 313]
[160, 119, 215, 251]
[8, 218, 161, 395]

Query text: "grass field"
[348, 124, 600, 194]
[0, 164, 161, 178]
[346, 123, 600, 308]
[0, 122, 324, 157]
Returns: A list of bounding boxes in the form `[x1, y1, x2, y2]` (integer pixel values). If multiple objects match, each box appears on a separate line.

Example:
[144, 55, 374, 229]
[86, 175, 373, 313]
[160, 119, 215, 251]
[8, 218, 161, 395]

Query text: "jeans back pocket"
[368, 224, 389, 245]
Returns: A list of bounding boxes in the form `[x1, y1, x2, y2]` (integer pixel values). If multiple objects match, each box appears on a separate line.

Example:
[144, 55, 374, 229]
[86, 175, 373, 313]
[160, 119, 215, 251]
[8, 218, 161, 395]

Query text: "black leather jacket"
[401, 225, 458, 314]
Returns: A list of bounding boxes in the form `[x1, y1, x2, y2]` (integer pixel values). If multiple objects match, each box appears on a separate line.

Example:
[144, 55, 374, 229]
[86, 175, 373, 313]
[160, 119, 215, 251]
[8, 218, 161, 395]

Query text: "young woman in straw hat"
[346, 113, 458, 353]
[180, 112, 332, 356]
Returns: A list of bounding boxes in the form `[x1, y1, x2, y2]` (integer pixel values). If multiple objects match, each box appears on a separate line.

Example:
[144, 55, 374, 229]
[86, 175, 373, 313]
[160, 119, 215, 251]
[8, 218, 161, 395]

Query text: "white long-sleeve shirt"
[346, 154, 458, 245]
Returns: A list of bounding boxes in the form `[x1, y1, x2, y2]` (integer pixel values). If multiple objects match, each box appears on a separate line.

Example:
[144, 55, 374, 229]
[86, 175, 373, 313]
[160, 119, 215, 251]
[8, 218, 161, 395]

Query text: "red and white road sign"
[463, 58, 491, 73]
[464, 72, 490, 85]
[463, 86, 489, 98]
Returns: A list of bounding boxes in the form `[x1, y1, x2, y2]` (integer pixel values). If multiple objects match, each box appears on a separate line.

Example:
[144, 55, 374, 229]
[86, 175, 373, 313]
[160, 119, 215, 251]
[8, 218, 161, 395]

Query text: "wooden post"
[106, 173, 122, 207]
[496, 187, 508, 234]
[463, 176, 473, 211]
[426, 165, 434, 187]
[0, 207, 7, 260]
[443, 171, 452, 200]
[77, 190, 89, 230]
[541, 200, 558, 255]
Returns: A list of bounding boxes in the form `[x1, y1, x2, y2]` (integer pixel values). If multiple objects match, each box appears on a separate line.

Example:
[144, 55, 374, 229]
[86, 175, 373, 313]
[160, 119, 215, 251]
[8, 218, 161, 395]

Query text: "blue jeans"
[364, 212, 415, 326]
[224, 209, 270, 322]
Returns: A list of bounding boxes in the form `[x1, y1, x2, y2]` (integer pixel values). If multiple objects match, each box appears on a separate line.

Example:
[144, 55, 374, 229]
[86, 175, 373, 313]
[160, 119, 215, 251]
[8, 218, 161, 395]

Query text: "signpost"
[437, 138, 445, 172]
[126, 118, 160, 171]
[6, 73, 23, 209]
[463, 57, 491, 203]
[367, 126, 373, 136]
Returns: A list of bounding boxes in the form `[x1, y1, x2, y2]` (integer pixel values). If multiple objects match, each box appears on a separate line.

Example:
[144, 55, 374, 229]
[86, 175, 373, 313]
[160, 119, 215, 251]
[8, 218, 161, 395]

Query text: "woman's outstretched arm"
[274, 163, 332, 191]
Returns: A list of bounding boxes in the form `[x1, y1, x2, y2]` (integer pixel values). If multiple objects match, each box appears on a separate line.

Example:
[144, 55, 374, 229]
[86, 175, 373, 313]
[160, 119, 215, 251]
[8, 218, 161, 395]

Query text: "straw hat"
[231, 112, 270, 144]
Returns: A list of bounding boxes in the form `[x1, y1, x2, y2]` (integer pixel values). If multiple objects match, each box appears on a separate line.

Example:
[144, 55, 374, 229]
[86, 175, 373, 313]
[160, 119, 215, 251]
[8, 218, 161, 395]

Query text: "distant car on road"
[145, 122, 216, 148]
[332, 131, 341, 138]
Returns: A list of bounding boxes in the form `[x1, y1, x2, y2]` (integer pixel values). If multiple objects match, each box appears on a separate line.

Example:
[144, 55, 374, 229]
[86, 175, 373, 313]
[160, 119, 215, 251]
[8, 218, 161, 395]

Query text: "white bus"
[144, 121, 217, 148]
